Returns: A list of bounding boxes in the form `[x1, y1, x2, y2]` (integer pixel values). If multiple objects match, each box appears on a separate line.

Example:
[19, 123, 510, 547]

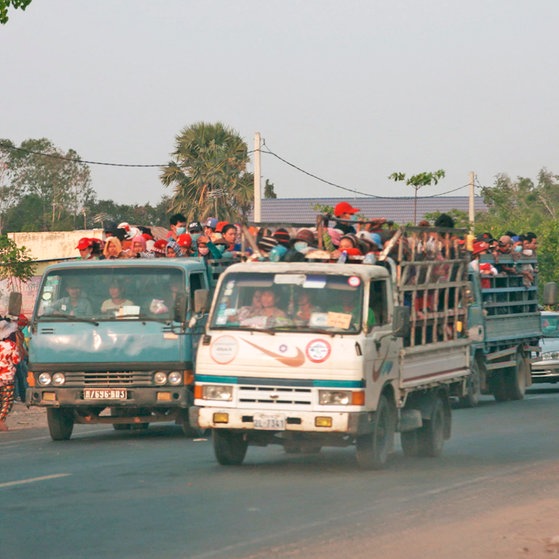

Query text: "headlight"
[38, 373, 52, 386]
[202, 385, 233, 401]
[154, 372, 167, 385]
[52, 373, 66, 386]
[319, 390, 351, 406]
[168, 371, 183, 385]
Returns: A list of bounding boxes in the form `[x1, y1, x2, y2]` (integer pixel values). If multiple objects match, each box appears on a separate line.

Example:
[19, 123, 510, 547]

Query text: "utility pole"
[253, 132, 262, 223]
[468, 171, 475, 234]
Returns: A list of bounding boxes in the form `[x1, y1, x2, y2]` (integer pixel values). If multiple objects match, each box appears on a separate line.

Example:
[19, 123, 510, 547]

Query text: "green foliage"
[264, 179, 277, 199]
[0, 138, 95, 231]
[0, 0, 32, 24]
[0, 235, 35, 283]
[160, 122, 253, 223]
[389, 170, 446, 190]
[312, 203, 334, 216]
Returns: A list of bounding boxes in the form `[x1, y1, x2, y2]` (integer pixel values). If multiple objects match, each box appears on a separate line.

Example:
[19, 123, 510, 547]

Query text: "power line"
[0, 140, 473, 199]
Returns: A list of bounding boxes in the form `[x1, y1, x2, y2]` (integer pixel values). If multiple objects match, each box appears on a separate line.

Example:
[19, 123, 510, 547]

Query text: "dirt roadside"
[4, 401, 48, 430]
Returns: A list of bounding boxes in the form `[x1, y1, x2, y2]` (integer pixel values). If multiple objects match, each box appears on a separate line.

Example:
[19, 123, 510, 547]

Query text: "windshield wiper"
[38, 314, 99, 326]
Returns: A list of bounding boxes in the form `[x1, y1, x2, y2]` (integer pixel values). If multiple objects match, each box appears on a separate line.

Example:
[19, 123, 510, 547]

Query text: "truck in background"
[462, 252, 542, 406]
[25, 258, 230, 441]
[191, 226, 472, 469]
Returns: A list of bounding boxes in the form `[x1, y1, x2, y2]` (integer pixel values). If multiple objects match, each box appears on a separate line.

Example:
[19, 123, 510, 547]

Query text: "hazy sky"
[2, 1, 558, 206]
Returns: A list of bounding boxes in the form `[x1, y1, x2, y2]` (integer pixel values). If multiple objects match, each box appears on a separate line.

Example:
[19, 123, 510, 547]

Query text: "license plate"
[253, 413, 286, 430]
[83, 389, 127, 400]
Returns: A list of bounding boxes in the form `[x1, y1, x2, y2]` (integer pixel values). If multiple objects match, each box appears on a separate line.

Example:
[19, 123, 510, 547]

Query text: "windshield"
[210, 271, 364, 333]
[36, 267, 187, 322]
[542, 314, 559, 338]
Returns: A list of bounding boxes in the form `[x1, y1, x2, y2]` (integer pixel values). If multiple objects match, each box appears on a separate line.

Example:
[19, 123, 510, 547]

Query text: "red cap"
[473, 241, 489, 255]
[215, 221, 229, 233]
[76, 238, 92, 250]
[18, 314, 29, 328]
[334, 202, 360, 217]
[176, 233, 192, 248]
[153, 239, 167, 254]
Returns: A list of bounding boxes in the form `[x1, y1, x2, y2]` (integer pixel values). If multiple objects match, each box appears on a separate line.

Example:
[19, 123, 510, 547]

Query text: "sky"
[2, 0, 559, 206]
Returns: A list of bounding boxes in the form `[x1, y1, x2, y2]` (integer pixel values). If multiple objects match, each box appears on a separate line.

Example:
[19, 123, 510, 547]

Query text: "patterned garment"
[0, 383, 15, 421]
[0, 339, 21, 386]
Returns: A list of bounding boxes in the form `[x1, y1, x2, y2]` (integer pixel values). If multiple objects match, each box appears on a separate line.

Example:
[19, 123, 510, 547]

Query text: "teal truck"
[462, 252, 542, 406]
[25, 257, 228, 440]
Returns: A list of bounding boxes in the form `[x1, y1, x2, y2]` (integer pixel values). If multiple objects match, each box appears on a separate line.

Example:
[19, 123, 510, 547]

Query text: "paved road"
[2, 386, 559, 559]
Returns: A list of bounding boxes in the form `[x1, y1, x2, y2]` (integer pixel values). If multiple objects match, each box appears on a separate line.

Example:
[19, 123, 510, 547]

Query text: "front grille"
[238, 385, 312, 406]
[63, 371, 153, 386]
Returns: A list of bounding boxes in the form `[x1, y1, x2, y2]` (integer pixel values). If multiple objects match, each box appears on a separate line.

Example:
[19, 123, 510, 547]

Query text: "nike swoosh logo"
[242, 339, 305, 367]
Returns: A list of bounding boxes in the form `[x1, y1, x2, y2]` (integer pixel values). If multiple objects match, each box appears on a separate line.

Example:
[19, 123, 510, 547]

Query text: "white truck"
[190, 227, 471, 469]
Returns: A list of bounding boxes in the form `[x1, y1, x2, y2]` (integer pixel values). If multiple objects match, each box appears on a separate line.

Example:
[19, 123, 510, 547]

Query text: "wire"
[0, 140, 474, 199]
[260, 142, 470, 199]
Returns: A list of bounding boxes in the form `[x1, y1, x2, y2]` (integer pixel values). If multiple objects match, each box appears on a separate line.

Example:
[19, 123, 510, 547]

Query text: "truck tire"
[505, 351, 528, 401]
[213, 430, 248, 466]
[112, 424, 131, 431]
[459, 356, 482, 408]
[416, 395, 446, 457]
[356, 395, 395, 470]
[47, 408, 74, 441]
[490, 372, 509, 402]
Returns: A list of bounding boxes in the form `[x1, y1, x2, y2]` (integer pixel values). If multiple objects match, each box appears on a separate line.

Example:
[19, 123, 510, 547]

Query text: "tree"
[473, 168, 559, 290]
[160, 122, 254, 223]
[389, 170, 446, 225]
[0, 138, 95, 231]
[264, 179, 277, 199]
[0, 235, 35, 292]
[0, 0, 32, 24]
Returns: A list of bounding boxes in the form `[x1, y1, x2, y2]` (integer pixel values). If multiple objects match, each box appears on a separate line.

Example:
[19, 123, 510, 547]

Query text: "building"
[249, 196, 486, 225]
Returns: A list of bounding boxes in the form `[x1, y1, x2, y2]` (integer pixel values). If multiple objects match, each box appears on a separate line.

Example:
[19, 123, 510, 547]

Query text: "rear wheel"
[417, 395, 446, 457]
[490, 371, 509, 402]
[356, 395, 395, 470]
[47, 408, 74, 441]
[112, 424, 131, 431]
[213, 430, 248, 466]
[505, 351, 528, 401]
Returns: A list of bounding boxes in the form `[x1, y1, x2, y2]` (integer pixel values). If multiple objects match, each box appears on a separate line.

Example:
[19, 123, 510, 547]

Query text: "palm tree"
[160, 122, 253, 223]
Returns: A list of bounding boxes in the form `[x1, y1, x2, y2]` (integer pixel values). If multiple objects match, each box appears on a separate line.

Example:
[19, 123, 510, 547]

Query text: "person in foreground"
[0, 319, 21, 432]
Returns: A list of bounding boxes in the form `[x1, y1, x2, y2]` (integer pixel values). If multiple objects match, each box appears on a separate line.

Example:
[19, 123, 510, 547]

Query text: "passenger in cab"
[100, 281, 134, 316]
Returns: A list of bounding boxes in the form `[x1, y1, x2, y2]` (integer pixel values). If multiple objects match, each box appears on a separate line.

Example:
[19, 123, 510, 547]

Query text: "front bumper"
[530, 361, 559, 383]
[190, 406, 372, 435]
[26, 386, 190, 408]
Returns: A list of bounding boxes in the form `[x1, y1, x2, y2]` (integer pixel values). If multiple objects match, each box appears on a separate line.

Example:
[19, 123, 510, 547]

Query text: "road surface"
[1, 386, 559, 559]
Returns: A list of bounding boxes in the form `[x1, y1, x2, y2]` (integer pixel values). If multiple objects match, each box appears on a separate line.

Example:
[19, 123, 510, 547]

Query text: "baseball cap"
[334, 201, 360, 217]
[189, 221, 202, 233]
[205, 217, 218, 229]
[76, 238, 92, 250]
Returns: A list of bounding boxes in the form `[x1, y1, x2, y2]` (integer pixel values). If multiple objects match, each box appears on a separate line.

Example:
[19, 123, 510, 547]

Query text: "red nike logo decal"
[242, 339, 306, 367]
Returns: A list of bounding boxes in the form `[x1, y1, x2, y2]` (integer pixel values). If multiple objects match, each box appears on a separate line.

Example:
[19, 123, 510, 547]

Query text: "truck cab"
[26, 258, 219, 440]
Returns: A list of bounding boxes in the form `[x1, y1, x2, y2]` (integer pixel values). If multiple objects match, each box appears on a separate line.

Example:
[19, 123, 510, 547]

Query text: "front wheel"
[213, 430, 248, 466]
[47, 408, 74, 441]
[356, 395, 395, 470]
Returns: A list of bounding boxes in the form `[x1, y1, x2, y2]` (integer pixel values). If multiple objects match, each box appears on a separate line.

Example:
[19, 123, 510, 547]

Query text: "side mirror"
[544, 282, 558, 306]
[193, 289, 209, 314]
[8, 292, 22, 317]
[392, 305, 410, 338]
